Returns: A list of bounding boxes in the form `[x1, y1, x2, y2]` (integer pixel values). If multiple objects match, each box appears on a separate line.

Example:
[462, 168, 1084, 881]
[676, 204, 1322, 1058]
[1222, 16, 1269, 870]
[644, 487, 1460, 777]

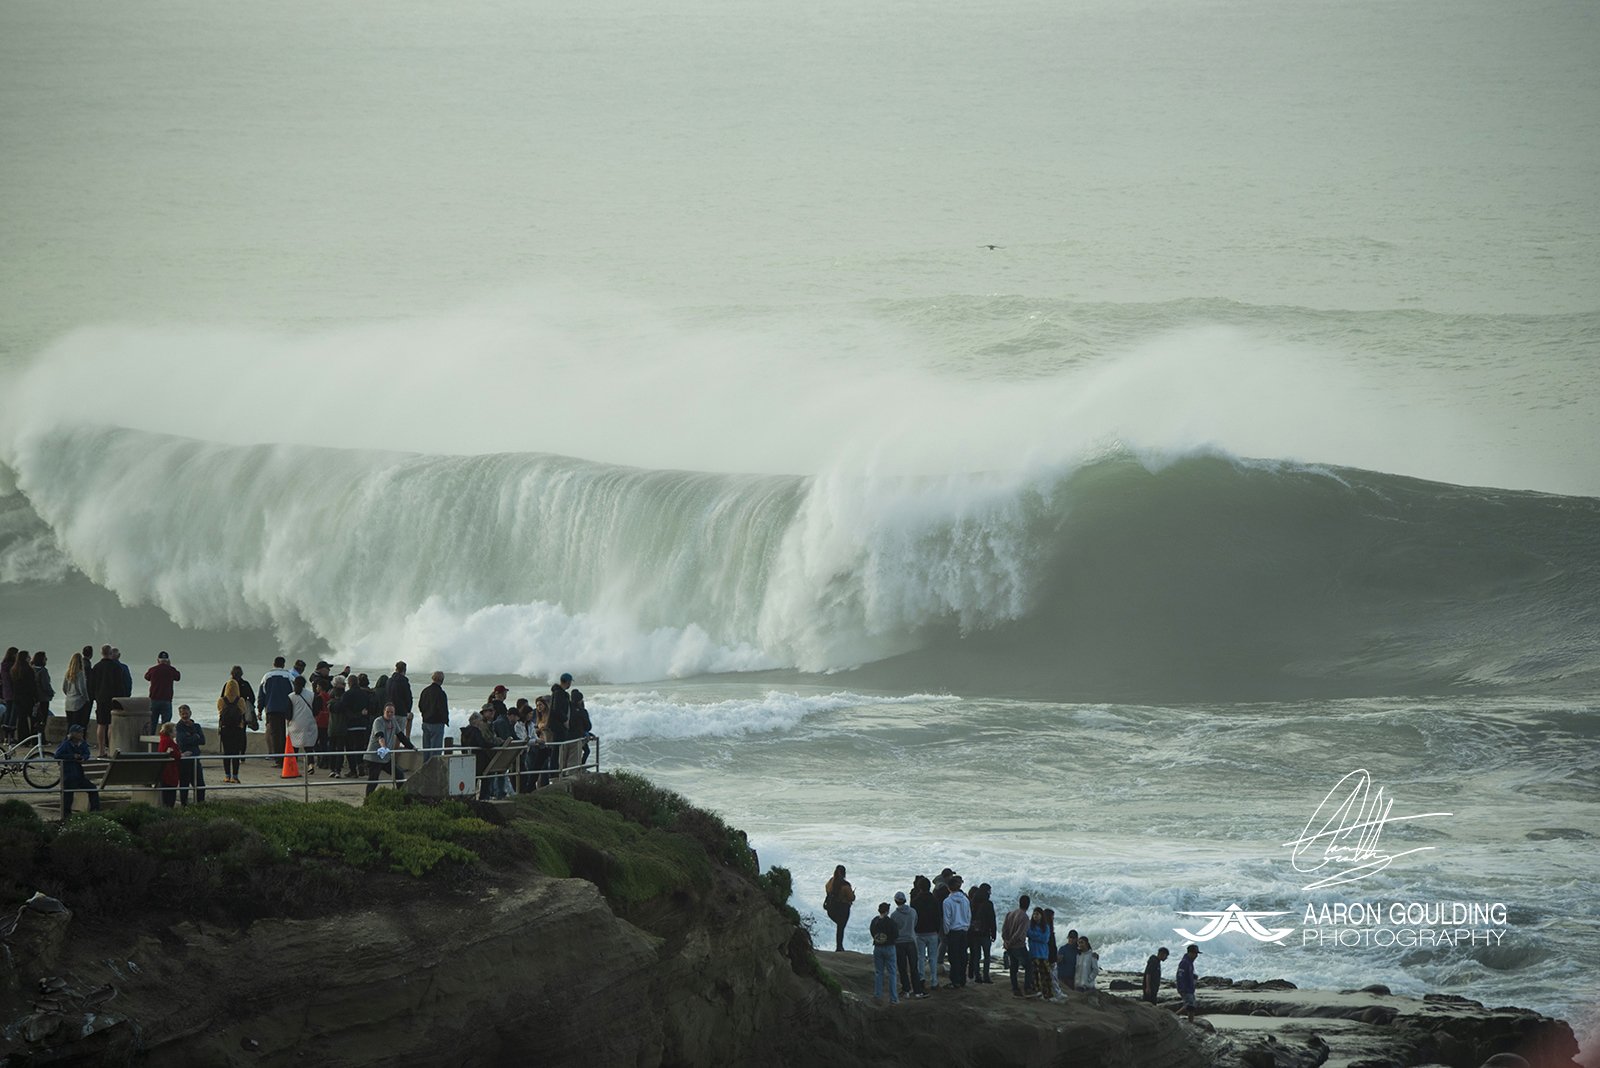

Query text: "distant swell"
[2, 425, 1597, 697]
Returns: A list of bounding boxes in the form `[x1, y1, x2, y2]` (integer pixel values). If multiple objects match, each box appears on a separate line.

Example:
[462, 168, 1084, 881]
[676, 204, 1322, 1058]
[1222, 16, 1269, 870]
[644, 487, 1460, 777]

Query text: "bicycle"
[0, 733, 62, 790]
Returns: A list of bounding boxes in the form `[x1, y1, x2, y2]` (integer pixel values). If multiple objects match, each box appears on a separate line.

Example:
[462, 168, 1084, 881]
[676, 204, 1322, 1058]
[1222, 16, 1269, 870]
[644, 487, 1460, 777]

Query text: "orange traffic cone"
[281, 737, 300, 778]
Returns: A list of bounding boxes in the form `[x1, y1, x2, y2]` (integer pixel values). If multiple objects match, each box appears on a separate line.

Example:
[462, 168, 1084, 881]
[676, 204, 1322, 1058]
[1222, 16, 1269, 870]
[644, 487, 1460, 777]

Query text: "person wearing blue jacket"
[174, 704, 206, 805]
[1175, 943, 1200, 1020]
[1058, 927, 1079, 989]
[258, 657, 295, 767]
[54, 725, 100, 814]
[1027, 908, 1057, 1000]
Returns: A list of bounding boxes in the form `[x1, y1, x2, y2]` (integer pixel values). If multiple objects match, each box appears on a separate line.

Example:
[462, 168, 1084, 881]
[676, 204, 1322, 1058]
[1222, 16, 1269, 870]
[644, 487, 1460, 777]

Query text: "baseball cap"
[894, 891, 906, 904]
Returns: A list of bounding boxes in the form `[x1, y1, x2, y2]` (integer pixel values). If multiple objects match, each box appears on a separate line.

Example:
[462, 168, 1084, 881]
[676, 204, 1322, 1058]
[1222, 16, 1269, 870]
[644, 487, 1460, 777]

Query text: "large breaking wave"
[1, 423, 1595, 698]
[2, 299, 1596, 696]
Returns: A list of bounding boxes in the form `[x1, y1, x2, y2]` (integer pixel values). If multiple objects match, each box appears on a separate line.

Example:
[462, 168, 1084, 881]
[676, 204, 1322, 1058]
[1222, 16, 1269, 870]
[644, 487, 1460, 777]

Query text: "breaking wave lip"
[0, 419, 1596, 697]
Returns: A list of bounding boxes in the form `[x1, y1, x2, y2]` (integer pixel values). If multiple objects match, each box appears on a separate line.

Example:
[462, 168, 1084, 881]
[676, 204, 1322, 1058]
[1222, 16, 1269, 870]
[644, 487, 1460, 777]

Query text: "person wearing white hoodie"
[1074, 935, 1101, 990]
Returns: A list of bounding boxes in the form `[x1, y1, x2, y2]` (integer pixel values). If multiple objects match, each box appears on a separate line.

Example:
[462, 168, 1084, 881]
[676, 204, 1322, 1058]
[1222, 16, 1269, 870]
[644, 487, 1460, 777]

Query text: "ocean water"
[1, 0, 1596, 1054]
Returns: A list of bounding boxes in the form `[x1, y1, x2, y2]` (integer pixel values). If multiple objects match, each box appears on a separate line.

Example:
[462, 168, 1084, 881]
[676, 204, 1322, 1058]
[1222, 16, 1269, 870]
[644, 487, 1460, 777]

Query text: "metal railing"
[0, 733, 601, 812]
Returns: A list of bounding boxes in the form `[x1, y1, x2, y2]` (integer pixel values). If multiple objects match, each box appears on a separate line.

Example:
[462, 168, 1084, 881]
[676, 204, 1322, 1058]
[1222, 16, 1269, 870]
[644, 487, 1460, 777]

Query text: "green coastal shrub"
[567, 771, 757, 875]
[509, 790, 712, 910]
[0, 801, 50, 906]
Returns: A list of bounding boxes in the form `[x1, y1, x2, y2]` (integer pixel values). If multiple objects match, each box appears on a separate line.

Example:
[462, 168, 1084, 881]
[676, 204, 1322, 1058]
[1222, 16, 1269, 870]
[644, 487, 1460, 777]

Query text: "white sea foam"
[435, 689, 951, 741]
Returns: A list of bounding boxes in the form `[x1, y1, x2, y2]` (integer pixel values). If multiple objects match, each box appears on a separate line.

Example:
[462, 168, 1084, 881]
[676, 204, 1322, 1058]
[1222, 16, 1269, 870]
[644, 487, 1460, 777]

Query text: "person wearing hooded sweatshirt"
[890, 891, 926, 998]
[942, 876, 972, 989]
[1074, 934, 1101, 991]
[257, 657, 295, 768]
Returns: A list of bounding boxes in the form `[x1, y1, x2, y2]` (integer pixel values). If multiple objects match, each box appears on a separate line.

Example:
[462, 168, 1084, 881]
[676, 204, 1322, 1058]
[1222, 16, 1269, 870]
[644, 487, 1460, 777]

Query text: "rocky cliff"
[0, 779, 1584, 1068]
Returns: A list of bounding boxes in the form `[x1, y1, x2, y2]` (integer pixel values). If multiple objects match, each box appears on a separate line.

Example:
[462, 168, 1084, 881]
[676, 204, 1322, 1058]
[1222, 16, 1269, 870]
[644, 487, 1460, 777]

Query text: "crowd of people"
[1, 644, 596, 810]
[828, 865, 1201, 1017]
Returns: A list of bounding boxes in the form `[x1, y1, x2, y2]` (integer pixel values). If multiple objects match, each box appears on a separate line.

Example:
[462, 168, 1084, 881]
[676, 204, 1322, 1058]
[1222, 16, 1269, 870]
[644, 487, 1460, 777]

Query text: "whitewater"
[1, 0, 1597, 1056]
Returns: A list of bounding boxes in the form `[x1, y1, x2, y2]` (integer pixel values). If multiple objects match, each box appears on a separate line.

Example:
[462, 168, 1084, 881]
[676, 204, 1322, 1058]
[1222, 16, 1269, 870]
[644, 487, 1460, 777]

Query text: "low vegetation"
[0, 773, 828, 989]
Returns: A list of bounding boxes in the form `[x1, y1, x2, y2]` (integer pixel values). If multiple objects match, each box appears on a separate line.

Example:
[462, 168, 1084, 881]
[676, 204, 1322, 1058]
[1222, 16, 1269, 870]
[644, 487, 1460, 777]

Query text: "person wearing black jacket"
[910, 875, 942, 991]
[869, 902, 901, 1004]
[569, 688, 593, 766]
[418, 671, 449, 757]
[339, 680, 372, 776]
[7, 650, 38, 742]
[459, 711, 496, 801]
[970, 883, 999, 984]
[387, 662, 414, 736]
[90, 645, 120, 757]
[549, 673, 574, 772]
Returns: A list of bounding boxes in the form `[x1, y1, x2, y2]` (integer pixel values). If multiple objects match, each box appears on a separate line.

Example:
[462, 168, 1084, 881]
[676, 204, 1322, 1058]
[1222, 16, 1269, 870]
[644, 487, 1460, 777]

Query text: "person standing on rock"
[823, 865, 855, 952]
[910, 875, 941, 991]
[942, 875, 972, 988]
[969, 883, 997, 984]
[1002, 894, 1032, 997]
[1028, 908, 1057, 1000]
[870, 902, 900, 1005]
[1058, 928, 1079, 991]
[891, 891, 926, 999]
[1074, 935, 1101, 991]
[1144, 946, 1170, 1005]
[418, 671, 449, 758]
[1174, 943, 1199, 1021]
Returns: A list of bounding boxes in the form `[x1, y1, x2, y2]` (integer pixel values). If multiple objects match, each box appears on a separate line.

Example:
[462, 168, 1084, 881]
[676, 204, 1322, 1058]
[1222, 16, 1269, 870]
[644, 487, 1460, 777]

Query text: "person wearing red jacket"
[156, 722, 181, 807]
[145, 651, 182, 734]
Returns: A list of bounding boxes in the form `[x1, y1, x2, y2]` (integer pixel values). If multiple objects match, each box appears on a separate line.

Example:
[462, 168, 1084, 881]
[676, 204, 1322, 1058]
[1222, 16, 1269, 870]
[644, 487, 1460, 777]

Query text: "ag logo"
[1174, 904, 1294, 945]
